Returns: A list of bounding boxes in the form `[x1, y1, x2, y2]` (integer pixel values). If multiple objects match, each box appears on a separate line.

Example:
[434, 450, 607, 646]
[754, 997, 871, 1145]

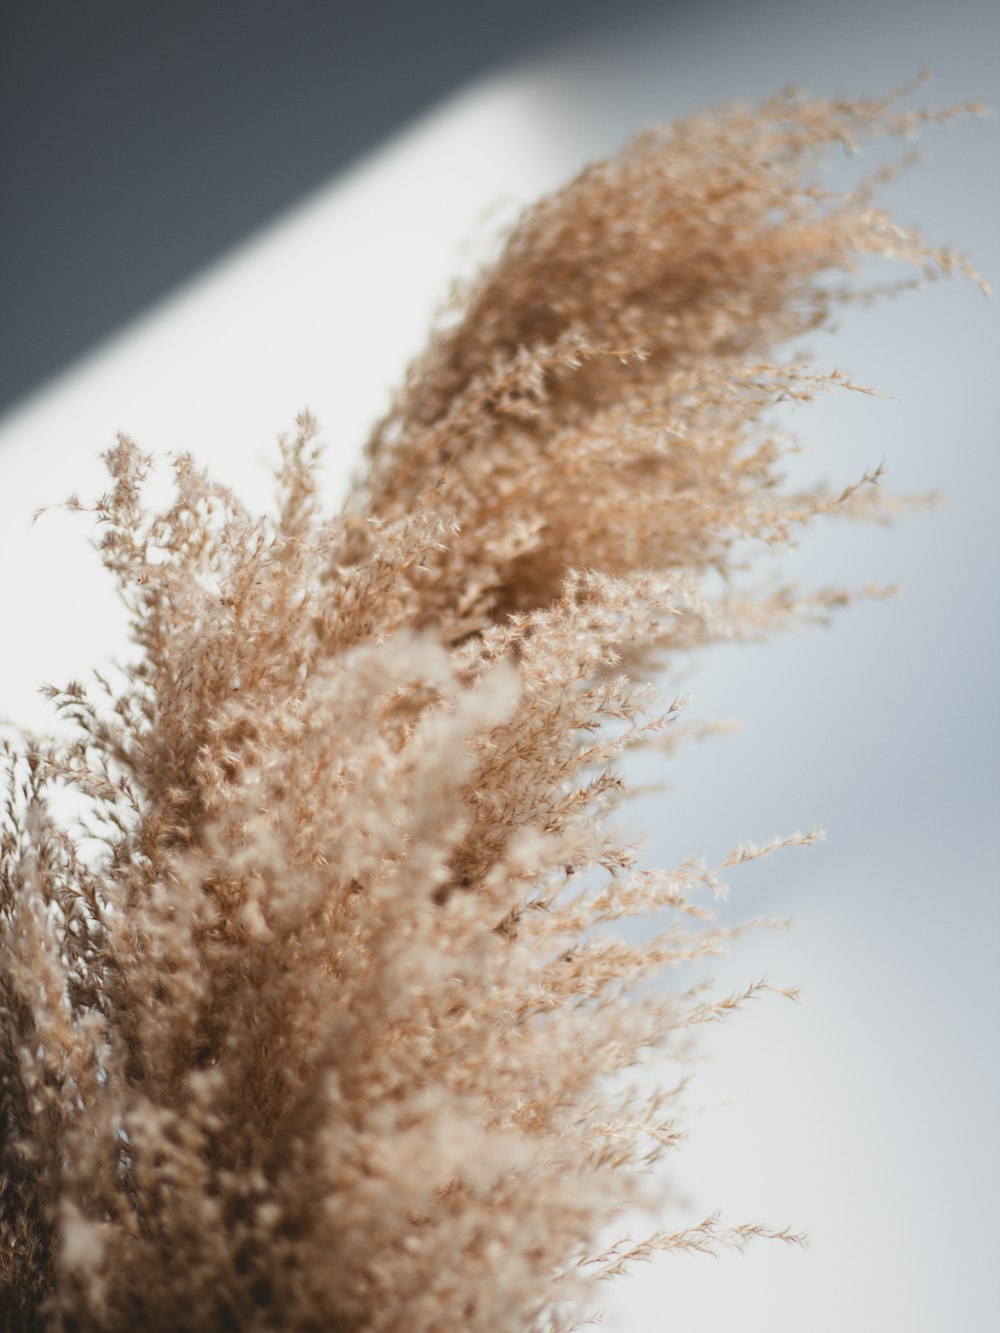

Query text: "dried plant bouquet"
[0, 87, 981, 1331]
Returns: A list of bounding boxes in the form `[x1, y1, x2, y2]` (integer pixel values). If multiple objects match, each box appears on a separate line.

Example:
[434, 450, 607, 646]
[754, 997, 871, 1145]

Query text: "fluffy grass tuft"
[0, 85, 981, 1331]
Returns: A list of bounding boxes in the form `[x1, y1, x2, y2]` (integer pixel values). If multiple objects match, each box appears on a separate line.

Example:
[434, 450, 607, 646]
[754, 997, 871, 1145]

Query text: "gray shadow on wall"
[0, 0, 673, 416]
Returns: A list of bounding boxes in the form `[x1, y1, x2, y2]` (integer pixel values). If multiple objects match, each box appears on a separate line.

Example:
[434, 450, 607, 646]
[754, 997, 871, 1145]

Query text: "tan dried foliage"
[0, 86, 981, 1330]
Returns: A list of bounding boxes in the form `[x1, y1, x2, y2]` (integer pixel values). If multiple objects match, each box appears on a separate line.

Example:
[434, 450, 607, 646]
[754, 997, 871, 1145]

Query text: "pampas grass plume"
[0, 83, 983, 1331]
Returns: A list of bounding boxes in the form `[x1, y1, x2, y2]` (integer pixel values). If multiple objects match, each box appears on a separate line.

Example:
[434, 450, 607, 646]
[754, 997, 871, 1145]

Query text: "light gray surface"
[549, 3, 999, 1328]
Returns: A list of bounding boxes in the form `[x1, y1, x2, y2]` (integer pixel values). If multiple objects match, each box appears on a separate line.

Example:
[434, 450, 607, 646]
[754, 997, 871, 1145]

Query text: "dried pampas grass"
[0, 85, 983, 1331]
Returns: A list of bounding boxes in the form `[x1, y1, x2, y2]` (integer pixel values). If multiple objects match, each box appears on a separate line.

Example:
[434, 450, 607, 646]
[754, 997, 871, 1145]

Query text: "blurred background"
[2, 2, 998, 1328]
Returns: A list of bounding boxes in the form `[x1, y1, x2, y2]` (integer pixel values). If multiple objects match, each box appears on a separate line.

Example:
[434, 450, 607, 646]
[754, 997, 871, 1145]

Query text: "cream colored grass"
[0, 85, 982, 1331]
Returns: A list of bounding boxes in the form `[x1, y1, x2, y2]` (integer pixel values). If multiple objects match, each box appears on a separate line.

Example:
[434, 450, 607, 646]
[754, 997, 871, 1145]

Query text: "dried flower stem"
[0, 86, 980, 1331]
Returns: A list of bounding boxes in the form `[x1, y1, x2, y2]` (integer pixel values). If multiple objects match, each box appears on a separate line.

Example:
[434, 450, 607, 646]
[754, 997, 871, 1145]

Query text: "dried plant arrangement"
[0, 85, 983, 1331]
